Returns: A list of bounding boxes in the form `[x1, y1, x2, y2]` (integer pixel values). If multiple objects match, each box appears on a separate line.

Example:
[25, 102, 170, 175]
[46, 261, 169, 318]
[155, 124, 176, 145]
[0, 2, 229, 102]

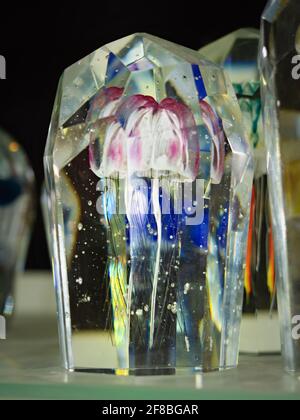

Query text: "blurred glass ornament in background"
[260, 0, 300, 373]
[44, 33, 253, 374]
[200, 29, 279, 354]
[0, 128, 35, 317]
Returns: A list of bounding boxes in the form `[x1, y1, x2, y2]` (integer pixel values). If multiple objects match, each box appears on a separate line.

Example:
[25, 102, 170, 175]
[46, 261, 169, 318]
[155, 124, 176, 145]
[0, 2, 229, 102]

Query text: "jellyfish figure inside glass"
[44, 33, 253, 374]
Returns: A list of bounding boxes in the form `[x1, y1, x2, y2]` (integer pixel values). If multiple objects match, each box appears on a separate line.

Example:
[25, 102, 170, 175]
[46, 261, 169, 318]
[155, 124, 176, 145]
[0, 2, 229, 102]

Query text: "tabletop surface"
[0, 272, 299, 400]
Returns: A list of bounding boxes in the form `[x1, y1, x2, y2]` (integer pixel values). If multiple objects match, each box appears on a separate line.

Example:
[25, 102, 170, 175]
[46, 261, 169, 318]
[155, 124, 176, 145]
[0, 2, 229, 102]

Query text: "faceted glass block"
[44, 33, 253, 374]
[260, 0, 300, 373]
[200, 29, 277, 341]
[0, 129, 35, 317]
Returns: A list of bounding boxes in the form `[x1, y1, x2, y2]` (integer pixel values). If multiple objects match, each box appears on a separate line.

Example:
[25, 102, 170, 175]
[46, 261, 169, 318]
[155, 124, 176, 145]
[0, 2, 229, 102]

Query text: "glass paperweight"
[0, 129, 35, 317]
[200, 29, 279, 354]
[44, 33, 253, 374]
[260, 0, 300, 372]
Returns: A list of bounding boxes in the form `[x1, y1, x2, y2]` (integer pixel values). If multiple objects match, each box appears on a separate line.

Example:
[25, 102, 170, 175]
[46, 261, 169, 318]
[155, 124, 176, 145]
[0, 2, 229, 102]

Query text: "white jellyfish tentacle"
[149, 175, 162, 349]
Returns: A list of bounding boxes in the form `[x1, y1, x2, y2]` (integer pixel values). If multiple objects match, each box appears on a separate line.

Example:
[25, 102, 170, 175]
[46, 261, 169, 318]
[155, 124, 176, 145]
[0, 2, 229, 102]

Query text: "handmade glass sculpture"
[260, 0, 300, 372]
[44, 33, 253, 374]
[0, 129, 35, 317]
[200, 29, 279, 353]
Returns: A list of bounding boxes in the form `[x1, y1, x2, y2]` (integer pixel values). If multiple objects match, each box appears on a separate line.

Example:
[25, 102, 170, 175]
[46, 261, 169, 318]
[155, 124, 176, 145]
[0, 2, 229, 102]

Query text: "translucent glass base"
[73, 366, 236, 376]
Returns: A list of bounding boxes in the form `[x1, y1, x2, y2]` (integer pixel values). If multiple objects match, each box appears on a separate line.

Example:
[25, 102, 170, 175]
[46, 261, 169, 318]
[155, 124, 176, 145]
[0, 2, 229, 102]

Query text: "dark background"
[0, 1, 268, 269]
